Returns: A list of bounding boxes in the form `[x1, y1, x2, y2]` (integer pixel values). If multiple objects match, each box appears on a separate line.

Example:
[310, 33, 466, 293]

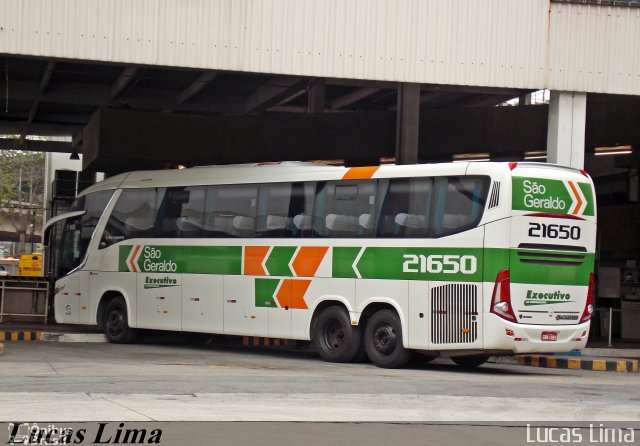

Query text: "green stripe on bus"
[510, 250, 594, 286]
[511, 177, 594, 216]
[578, 182, 595, 216]
[119, 245, 242, 274]
[265, 246, 297, 276]
[332, 247, 361, 279]
[117, 244, 592, 287]
[255, 278, 280, 308]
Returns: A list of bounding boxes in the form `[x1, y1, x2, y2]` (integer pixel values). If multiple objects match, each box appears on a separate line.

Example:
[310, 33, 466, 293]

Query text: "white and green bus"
[46, 161, 596, 368]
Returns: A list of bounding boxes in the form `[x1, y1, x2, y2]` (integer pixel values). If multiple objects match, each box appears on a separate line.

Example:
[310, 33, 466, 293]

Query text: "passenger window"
[156, 187, 205, 238]
[314, 180, 376, 237]
[203, 184, 258, 237]
[101, 188, 161, 247]
[378, 178, 432, 237]
[176, 186, 206, 238]
[256, 182, 315, 238]
[432, 176, 489, 237]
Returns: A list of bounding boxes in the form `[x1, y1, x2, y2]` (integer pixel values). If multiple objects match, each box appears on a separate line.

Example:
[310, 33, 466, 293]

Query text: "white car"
[0, 265, 9, 276]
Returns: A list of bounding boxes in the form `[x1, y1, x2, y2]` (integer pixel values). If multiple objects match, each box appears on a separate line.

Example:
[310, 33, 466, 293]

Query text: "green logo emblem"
[144, 276, 179, 289]
[524, 290, 573, 306]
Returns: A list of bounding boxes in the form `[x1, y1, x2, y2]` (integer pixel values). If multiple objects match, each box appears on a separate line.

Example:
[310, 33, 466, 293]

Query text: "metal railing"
[593, 306, 640, 347]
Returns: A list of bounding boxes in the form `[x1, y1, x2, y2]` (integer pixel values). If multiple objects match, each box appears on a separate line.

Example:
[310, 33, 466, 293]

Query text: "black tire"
[451, 355, 489, 368]
[313, 306, 363, 363]
[104, 296, 137, 344]
[364, 309, 412, 369]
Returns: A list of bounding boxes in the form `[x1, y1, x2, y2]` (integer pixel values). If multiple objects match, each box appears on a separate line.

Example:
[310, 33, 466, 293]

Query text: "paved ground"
[1, 339, 639, 423]
[2, 338, 639, 445]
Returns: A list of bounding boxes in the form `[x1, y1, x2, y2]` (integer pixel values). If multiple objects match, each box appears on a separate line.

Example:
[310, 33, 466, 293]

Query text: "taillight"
[491, 269, 517, 322]
[580, 273, 595, 324]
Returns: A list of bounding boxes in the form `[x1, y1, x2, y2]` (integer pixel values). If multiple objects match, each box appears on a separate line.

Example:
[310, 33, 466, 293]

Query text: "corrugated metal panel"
[240, 0, 550, 88]
[549, 2, 640, 95]
[0, 0, 637, 94]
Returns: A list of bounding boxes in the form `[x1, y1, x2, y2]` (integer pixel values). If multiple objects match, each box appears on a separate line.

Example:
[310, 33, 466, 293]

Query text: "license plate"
[541, 331, 558, 341]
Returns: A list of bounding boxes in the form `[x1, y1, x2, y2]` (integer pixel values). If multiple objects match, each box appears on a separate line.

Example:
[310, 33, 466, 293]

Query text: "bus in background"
[45, 161, 596, 368]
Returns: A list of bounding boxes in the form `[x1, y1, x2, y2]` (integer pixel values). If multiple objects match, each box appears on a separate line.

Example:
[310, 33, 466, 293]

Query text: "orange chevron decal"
[129, 245, 141, 272]
[291, 279, 311, 310]
[274, 279, 311, 310]
[292, 246, 329, 277]
[342, 166, 380, 180]
[568, 181, 584, 215]
[244, 246, 270, 275]
[275, 279, 292, 308]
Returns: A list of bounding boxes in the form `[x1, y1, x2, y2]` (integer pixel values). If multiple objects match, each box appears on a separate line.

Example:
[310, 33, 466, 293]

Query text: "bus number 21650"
[402, 254, 477, 274]
[528, 223, 581, 240]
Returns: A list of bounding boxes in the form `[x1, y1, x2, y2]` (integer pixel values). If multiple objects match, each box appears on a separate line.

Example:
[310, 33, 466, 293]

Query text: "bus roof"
[78, 161, 589, 197]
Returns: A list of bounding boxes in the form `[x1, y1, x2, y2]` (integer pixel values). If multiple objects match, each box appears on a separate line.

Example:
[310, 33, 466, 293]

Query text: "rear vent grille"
[431, 284, 478, 344]
[488, 181, 500, 208]
[516, 243, 587, 267]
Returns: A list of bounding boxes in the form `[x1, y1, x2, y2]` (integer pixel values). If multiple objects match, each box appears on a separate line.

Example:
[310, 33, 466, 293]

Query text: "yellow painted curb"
[0, 331, 41, 341]
[518, 355, 639, 373]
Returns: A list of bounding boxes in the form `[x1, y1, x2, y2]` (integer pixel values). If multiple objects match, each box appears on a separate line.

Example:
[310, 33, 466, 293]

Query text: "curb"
[40, 333, 107, 343]
[241, 336, 293, 348]
[517, 355, 639, 373]
[0, 331, 41, 341]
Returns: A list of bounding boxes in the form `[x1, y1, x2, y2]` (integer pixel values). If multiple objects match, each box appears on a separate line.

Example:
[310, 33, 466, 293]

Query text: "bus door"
[50, 212, 92, 324]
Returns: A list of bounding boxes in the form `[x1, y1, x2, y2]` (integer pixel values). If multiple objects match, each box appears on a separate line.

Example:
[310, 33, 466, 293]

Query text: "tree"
[0, 150, 46, 254]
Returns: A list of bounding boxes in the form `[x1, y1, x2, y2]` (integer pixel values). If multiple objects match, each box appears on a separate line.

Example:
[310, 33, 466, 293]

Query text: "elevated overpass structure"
[0, 0, 639, 172]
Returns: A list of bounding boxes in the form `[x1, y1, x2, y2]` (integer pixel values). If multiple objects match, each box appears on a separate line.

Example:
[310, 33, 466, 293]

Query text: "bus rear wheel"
[451, 355, 489, 368]
[104, 296, 137, 344]
[313, 306, 363, 363]
[364, 309, 412, 369]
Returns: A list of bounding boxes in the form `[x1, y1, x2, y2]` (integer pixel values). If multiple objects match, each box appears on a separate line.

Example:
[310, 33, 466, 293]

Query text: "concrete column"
[395, 82, 420, 165]
[546, 91, 587, 169]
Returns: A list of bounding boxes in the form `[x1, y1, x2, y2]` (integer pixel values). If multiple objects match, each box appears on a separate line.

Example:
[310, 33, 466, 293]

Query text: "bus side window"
[378, 178, 432, 237]
[100, 188, 160, 247]
[314, 180, 376, 238]
[156, 187, 203, 238]
[256, 183, 294, 238]
[176, 186, 206, 238]
[203, 184, 258, 237]
[432, 176, 489, 237]
[289, 182, 315, 237]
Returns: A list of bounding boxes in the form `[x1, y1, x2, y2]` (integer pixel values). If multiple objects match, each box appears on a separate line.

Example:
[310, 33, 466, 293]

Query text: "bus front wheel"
[313, 306, 363, 363]
[364, 309, 412, 369]
[104, 296, 137, 344]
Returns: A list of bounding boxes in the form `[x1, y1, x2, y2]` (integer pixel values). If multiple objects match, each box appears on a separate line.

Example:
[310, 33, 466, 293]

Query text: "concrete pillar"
[546, 91, 587, 169]
[395, 83, 420, 165]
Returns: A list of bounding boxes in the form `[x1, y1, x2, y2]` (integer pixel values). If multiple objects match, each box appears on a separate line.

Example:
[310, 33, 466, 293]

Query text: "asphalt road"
[0, 338, 638, 445]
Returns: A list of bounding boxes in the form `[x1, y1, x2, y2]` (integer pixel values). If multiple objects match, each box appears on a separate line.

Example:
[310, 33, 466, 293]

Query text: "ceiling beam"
[331, 87, 381, 110]
[0, 121, 82, 137]
[21, 60, 57, 140]
[0, 138, 74, 153]
[3, 80, 244, 113]
[110, 67, 141, 99]
[177, 71, 219, 104]
[244, 77, 308, 113]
